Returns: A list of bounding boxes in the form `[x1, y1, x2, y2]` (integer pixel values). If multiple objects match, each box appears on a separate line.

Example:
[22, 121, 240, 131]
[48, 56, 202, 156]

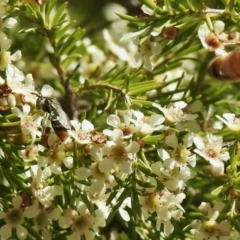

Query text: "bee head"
[36, 96, 45, 110]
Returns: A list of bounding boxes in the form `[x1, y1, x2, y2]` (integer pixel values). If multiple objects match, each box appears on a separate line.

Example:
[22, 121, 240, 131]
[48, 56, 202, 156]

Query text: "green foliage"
[1, 0, 240, 239]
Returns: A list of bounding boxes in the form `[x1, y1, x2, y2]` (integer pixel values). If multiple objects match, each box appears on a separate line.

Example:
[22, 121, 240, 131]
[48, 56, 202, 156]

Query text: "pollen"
[202, 220, 218, 235]
[72, 214, 92, 233]
[206, 149, 217, 159]
[142, 193, 163, 213]
[110, 145, 128, 164]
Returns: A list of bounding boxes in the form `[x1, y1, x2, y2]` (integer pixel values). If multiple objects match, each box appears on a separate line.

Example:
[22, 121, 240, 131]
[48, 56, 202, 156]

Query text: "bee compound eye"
[36, 97, 42, 109]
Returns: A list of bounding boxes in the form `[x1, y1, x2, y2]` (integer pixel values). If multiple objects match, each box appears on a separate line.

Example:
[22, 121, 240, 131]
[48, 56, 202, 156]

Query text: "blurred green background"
[8, 0, 142, 82]
[61, 0, 141, 36]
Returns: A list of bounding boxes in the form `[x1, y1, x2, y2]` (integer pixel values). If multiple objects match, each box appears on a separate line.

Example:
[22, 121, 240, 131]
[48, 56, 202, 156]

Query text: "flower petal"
[16, 225, 28, 240]
[164, 220, 174, 236]
[12, 195, 22, 208]
[0, 224, 12, 239]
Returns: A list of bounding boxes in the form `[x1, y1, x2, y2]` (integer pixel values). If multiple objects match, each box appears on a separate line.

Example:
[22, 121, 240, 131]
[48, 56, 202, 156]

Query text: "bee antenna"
[34, 82, 41, 93]
[32, 82, 41, 97]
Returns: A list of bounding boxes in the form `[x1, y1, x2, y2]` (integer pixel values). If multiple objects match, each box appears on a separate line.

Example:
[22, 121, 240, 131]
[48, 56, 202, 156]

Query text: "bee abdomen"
[53, 127, 69, 141]
[209, 48, 240, 81]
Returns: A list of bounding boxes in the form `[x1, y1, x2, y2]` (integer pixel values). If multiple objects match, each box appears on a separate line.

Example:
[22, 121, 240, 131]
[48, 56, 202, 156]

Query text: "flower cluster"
[0, 0, 240, 240]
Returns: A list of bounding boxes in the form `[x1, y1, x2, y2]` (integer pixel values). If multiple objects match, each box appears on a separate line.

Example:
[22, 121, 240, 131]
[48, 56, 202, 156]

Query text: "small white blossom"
[104, 109, 144, 138]
[133, 36, 162, 71]
[18, 144, 45, 162]
[33, 207, 61, 239]
[76, 162, 116, 198]
[216, 113, 240, 135]
[99, 129, 140, 174]
[153, 101, 199, 132]
[165, 132, 196, 167]
[0, 195, 38, 240]
[30, 166, 63, 207]
[198, 20, 228, 55]
[0, 65, 34, 107]
[0, 33, 21, 70]
[202, 105, 223, 131]
[139, 113, 166, 136]
[155, 133, 195, 191]
[12, 104, 42, 142]
[38, 142, 73, 175]
[68, 119, 94, 144]
[59, 201, 108, 240]
[194, 134, 229, 176]
[152, 160, 193, 191]
[190, 202, 231, 239]
[140, 191, 185, 236]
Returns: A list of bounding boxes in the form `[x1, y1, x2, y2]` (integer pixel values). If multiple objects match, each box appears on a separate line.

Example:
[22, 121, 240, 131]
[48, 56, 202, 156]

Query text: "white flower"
[198, 20, 228, 55]
[0, 195, 38, 240]
[152, 160, 193, 191]
[155, 133, 195, 192]
[68, 119, 94, 144]
[0, 33, 21, 71]
[12, 104, 42, 142]
[32, 207, 61, 239]
[76, 162, 115, 198]
[216, 113, 240, 135]
[133, 36, 162, 71]
[0, 65, 34, 107]
[140, 191, 185, 236]
[59, 201, 108, 240]
[202, 105, 223, 131]
[30, 166, 63, 207]
[190, 202, 231, 239]
[5, 64, 24, 90]
[153, 101, 199, 132]
[194, 134, 229, 176]
[194, 134, 229, 162]
[99, 129, 140, 174]
[165, 132, 196, 167]
[104, 109, 144, 138]
[38, 142, 73, 174]
[18, 144, 45, 162]
[139, 113, 166, 136]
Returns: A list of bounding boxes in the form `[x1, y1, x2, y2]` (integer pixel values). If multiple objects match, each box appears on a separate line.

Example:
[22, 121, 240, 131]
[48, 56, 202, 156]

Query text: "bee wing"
[48, 98, 71, 130]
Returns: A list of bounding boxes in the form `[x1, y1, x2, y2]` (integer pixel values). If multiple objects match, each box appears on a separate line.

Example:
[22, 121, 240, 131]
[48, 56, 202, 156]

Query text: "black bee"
[36, 95, 71, 141]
